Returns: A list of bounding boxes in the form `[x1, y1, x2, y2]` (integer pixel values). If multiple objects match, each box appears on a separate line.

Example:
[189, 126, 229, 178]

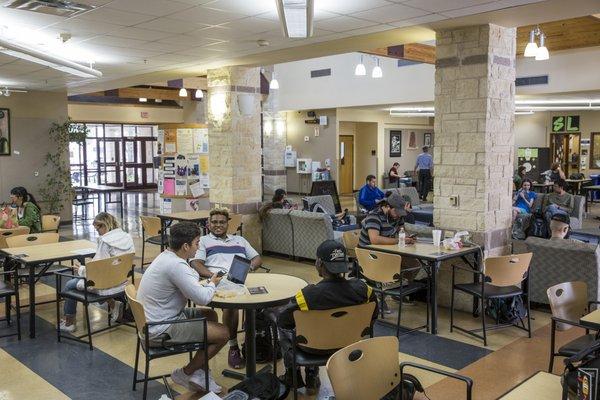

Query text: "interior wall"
[0, 90, 71, 220]
[383, 127, 431, 175]
[69, 103, 184, 124]
[339, 121, 379, 190]
[285, 109, 337, 194]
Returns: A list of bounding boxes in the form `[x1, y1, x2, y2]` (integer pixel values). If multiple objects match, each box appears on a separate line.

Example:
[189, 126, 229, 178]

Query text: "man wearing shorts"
[137, 222, 228, 393]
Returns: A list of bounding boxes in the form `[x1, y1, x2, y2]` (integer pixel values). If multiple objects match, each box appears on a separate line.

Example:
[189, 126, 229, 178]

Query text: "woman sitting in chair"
[59, 212, 135, 333]
[9, 186, 42, 233]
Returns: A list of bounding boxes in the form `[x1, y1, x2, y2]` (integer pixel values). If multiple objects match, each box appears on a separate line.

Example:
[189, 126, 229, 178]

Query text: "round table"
[210, 273, 307, 378]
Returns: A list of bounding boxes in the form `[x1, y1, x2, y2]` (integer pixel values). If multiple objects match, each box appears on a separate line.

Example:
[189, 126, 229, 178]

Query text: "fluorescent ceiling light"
[276, 0, 314, 38]
[195, 89, 203, 99]
[179, 88, 188, 97]
[0, 38, 102, 78]
[516, 99, 600, 105]
[515, 111, 535, 115]
[390, 112, 434, 117]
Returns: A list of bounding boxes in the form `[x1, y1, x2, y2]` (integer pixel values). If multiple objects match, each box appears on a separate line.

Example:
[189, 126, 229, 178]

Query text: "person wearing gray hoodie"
[59, 212, 135, 332]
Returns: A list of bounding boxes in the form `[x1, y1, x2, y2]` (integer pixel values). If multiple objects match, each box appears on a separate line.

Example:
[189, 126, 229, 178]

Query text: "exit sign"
[552, 115, 580, 132]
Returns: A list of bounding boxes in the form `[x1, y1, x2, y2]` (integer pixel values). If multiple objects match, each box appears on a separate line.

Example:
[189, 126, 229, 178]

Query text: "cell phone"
[216, 270, 226, 278]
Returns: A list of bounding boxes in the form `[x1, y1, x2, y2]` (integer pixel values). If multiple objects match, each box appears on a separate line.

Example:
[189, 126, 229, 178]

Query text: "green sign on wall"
[552, 115, 580, 132]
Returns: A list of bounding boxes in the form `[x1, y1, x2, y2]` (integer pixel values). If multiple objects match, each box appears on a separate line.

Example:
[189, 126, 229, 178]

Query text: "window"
[591, 132, 600, 169]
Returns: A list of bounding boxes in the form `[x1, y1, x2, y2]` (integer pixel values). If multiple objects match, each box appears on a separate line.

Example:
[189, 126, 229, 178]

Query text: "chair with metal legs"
[0, 268, 21, 341]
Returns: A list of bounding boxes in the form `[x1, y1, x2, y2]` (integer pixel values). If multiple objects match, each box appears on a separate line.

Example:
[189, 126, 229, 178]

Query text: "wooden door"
[339, 135, 354, 194]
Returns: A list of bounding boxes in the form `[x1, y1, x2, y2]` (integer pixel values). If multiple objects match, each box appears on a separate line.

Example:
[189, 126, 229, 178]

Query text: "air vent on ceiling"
[516, 75, 549, 87]
[310, 68, 331, 78]
[3, 0, 94, 17]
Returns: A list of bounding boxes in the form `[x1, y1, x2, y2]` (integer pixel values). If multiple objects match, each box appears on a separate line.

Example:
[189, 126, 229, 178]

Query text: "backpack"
[511, 214, 528, 240]
[485, 296, 527, 325]
[229, 372, 289, 400]
[381, 373, 425, 400]
[528, 215, 549, 239]
[241, 310, 280, 363]
[562, 339, 600, 399]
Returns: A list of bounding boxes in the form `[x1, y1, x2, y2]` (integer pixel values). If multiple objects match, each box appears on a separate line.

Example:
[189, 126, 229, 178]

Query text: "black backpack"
[485, 296, 527, 325]
[242, 310, 279, 363]
[528, 215, 549, 238]
[229, 372, 289, 400]
[562, 339, 600, 399]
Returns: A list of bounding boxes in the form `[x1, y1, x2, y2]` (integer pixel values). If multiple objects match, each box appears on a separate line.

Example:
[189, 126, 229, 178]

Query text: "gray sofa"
[525, 236, 600, 304]
[526, 193, 585, 229]
[261, 209, 294, 256]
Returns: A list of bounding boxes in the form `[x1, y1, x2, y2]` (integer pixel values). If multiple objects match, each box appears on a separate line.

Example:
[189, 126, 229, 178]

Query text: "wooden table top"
[0, 239, 97, 263]
[210, 273, 307, 309]
[77, 184, 125, 192]
[363, 242, 479, 261]
[583, 185, 600, 191]
[157, 210, 211, 221]
[565, 178, 592, 183]
[580, 309, 600, 328]
[498, 371, 562, 399]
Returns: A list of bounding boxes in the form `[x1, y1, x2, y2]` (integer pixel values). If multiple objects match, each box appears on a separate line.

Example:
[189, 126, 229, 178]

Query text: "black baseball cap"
[551, 213, 570, 225]
[316, 240, 349, 274]
[377, 192, 407, 217]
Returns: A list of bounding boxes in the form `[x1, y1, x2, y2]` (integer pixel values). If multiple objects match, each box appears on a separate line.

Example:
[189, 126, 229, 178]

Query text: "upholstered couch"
[525, 236, 600, 304]
[261, 209, 294, 257]
[524, 193, 585, 229]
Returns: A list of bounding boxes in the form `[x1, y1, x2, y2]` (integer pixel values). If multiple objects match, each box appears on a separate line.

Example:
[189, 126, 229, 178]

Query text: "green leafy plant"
[39, 119, 88, 214]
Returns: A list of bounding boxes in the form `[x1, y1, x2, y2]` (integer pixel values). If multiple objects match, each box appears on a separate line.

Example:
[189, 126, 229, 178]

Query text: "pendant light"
[270, 72, 279, 90]
[178, 87, 187, 97]
[138, 97, 147, 102]
[371, 58, 382, 78]
[535, 33, 549, 61]
[354, 54, 366, 76]
[523, 26, 549, 61]
[195, 89, 203, 99]
[523, 29, 538, 57]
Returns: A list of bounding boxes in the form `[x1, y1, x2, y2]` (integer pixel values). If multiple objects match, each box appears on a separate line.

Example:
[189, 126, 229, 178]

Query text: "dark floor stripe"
[0, 315, 171, 400]
[373, 321, 492, 370]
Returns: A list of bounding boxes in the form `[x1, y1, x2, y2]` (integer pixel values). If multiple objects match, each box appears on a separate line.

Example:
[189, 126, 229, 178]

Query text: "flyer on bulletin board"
[164, 130, 177, 153]
[199, 154, 209, 176]
[176, 129, 194, 154]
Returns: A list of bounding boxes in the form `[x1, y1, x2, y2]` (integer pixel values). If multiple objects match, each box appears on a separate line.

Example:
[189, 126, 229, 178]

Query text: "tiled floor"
[0, 191, 594, 399]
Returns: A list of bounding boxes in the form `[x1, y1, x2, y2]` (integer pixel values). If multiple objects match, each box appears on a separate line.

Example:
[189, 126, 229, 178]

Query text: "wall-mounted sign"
[552, 115, 580, 133]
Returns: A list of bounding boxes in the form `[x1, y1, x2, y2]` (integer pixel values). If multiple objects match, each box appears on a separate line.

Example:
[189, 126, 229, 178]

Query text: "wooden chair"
[126, 285, 209, 400]
[289, 302, 376, 400]
[355, 248, 430, 337]
[55, 253, 135, 350]
[227, 213, 243, 235]
[0, 226, 30, 249]
[450, 253, 533, 346]
[6, 232, 59, 248]
[0, 268, 21, 341]
[326, 337, 475, 400]
[41, 215, 61, 233]
[140, 216, 167, 269]
[342, 230, 360, 276]
[547, 281, 600, 372]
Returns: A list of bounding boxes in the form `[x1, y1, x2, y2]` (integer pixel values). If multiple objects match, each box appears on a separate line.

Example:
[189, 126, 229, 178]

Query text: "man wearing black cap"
[277, 240, 377, 393]
[359, 192, 415, 247]
[549, 213, 571, 240]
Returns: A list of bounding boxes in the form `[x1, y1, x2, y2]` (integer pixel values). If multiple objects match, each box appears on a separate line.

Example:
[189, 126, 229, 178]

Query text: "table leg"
[222, 308, 258, 381]
[430, 261, 440, 335]
[120, 191, 124, 217]
[586, 190, 589, 213]
[160, 218, 166, 251]
[28, 262, 35, 338]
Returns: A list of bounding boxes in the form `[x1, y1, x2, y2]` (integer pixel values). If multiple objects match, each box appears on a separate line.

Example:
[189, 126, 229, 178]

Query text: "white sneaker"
[110, 301, 123, 323]
[170, 368, 191, 390]
[59, 320, 76, 333]
[190, 369, 222, 394]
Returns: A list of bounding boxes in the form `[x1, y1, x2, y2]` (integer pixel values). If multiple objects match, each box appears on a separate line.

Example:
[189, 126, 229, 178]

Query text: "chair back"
[355, 248, 402, 284]
[327, 336, 400, 400]
[293, 302, 375, 351]
[41, 215, 61, 232]
[547, 281, 589, 331]
[125, 284, 147, 333]
[140, 216, 161, 238]
[227, 213, 242, 235]
[0, 226, 30, 249]
[6, 232, 59, 248]
[483, 252, 533, 287]
[85, 253, 134, 290]
[342, 230, 360, 259]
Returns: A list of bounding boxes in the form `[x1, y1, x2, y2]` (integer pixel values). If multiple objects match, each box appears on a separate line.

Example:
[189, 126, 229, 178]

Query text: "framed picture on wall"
[424, 133, 432, 147]
[0, 108, 10, 156]
[408, 131, 417, 150]
[389, 130, 402, 157]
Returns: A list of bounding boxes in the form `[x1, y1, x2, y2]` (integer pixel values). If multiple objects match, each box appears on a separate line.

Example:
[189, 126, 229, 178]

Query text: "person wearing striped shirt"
[358, 192, 415, 247]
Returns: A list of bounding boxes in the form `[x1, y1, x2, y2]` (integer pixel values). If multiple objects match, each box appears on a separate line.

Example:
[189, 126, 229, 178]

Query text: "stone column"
[262, 66, 287, 197]
[207, 66, 263, 250]
[433, 24, 516, 255]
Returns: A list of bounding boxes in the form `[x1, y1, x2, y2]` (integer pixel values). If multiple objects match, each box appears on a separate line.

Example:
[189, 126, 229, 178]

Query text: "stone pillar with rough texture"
[433, 24, 516, 255]
[207, 66, 262, 250]
[262, 66, 287, 197]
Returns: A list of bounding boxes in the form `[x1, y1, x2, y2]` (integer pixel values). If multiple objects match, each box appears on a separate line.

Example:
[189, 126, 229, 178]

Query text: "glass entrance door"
[123, 135, 157, 189]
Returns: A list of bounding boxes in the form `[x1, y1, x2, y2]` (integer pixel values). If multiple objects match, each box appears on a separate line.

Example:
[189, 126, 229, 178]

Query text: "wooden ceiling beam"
[517, 16, 600, 54]
[116, 87, 186, 101]
[362, 43, 436, 64]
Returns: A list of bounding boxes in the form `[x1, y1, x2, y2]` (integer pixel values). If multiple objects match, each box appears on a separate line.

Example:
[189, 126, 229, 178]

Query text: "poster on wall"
[408, 131, 417, 149]
[0, 109, 10, 156]
[424, 133, 432, 147]
[176, 129, 194, 154]
[164, 130, 177, 153]
[389, 130, 402, 157]
[157, 130, 164, 155]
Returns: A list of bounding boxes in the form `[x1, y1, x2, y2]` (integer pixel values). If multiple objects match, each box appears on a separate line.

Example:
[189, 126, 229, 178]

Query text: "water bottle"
[398, 227, 406, 248]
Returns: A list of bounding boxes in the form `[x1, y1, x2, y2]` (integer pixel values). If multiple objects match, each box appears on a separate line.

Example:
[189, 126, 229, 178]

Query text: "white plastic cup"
[432, 230, 442, 247]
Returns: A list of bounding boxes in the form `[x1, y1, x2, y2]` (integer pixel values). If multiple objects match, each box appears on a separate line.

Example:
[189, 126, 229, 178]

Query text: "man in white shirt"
[137, 222, 228, 393]
[191, 208, 263, 370]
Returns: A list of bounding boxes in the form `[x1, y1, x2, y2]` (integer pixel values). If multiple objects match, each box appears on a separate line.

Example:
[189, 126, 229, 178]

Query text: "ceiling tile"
[78, 8, 156, 26]
[400, 0, 494, 13]
[190, 25, 250, 41]
[316, 0, 393, 14]
[0, 8, 65, 29]
[168, 5, 246, 24]
[315, 16, 378, 33]
[134, 18, 202, 34]
[256, 8, 340, 22]
[203, 0, 275, 16]
[440, 0, 545, 17]
[388, 13, 447, 27]
[109, 27, 175, 41]
[351, 4, 429, 23]
[84, 35, 148, 48]
[108, 0, 194, 16]
[135, 40, 195, 52]
[36, 19, 125, 35]
[219, 17, 281, 33]
[157, 35, 224, 48]
[342, 24, 396, 36]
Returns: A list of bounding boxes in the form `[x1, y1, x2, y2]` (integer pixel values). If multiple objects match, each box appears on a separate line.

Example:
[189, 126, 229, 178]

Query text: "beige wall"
[339, 121, 379, 190]
[0, 90, 71, 220]
[285, 109, 337, 193]
[68, 100, 206, 124]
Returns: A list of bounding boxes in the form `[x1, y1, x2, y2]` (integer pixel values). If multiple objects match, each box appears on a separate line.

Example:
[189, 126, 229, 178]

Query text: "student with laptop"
[191, 208, 263, 370]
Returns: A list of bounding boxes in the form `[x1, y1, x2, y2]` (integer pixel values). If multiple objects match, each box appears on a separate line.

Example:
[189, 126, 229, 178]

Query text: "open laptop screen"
[228, 255, 251, 284]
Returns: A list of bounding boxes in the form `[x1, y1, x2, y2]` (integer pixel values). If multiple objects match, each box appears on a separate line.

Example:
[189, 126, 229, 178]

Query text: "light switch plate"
[304, 136, 309, 142]
[449, 195, 459, 207]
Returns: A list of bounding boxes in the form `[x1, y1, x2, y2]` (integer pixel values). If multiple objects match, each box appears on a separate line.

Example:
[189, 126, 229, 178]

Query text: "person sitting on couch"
[512, 179, 537, 222]
[543, 179, 574, 227]
[358, 174, 384, 212]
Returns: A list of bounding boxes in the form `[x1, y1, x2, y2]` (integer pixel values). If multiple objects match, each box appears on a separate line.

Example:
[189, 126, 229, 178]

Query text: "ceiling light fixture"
[0, 36, 102, 78]
[523, 29, 538, 57]
[178, 87, 187, 97]
[270, 72, 279, 90]
[155, 99, 162, 103]
[372, 58, 382, 79]
[139, 97, 147, 102]
[354, 54, 366, 76]
[523, 26, 549, 61]
[195, 89, 203, 99]
[535, 33, 549, 61]
[276, 0, 314, 38]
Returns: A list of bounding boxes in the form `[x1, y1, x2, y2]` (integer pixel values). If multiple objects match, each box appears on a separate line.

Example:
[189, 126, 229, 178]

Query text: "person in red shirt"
[388, 162, 401, 187]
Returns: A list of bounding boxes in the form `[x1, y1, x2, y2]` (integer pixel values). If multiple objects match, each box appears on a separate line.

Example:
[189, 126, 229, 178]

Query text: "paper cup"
[432, 230, 442, 247]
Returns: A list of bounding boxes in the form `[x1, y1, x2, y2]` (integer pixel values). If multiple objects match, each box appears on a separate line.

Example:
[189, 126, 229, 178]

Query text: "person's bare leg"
[183, 321, 228, 374]
[222, 308, 240, 340]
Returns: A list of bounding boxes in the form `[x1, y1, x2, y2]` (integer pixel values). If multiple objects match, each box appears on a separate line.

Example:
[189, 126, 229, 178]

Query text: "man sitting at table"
[191, 208, 263, 370]
[137, 222, 228, 393]
[277, 240, 378, 394]
[358, 192, 415, 247]
[543, 179, 574, 227]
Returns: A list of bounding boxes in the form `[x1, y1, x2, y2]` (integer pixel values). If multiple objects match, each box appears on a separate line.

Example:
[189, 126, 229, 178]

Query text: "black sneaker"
[279, 368, 305, 388]
[305, 367, 321, 395]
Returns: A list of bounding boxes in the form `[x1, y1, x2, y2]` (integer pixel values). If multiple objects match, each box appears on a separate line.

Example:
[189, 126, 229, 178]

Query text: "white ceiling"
[0, 0, 548, 92]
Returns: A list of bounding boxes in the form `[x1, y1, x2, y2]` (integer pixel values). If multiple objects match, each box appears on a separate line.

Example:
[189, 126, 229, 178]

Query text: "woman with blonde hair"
[59, 212, 135, 332]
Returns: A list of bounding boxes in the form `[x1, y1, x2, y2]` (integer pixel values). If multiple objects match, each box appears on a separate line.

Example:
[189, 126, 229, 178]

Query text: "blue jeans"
[544, 204, 568, 225]
[63, 278, 80, 316]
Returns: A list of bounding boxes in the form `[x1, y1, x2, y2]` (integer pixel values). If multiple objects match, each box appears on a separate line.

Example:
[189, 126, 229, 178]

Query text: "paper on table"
[199, 392, 221, 400]
[71, 248, 97, 255]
